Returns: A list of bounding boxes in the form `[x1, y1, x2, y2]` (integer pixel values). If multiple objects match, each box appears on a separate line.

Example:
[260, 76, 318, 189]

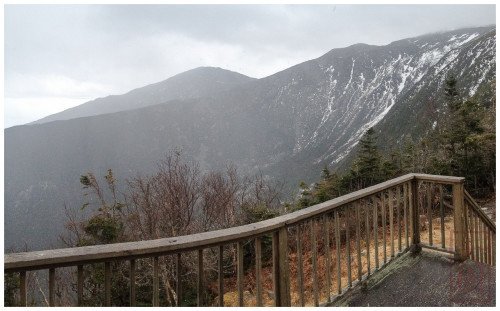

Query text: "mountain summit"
[32, 67, 255, 124]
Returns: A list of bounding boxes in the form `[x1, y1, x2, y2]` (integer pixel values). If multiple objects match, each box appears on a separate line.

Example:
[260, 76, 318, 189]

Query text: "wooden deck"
[331, 249, 496, 307]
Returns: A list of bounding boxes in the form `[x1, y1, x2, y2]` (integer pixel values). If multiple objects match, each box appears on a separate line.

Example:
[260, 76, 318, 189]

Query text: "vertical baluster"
[483, 224, 488, 264]
[490, 231, 494, 266]
[355, 202, 362, 281]
[481, 222, 486, 263]
[346, 208, 352, 288]
[335, 210, 341, 294]
[476, 215, 481, 262]
[176, 253, 182, 306]
[218, 247, 224, 307]
[427, 185, 433, 246]
[105, 262, 111, 307]
[389, 188, 395, 258]
[365, 199, 371, 275]
[464, 206, 470, 258]
[470, 211, 476, 261]
[487, 228, 492, 265]
[480, 222, 485, 263]
[409, 181, 416, 246]
[255, 238, 263, 307]
[471, 214, 476, 260]
[20, 271, 27, 307]
[311, 220, 319, 306]
[237, 241, 244, 307]
[272, 231, 280, 306]
[483, 223, 488, 264]
[404, 183, 409, 249]
[197, 249, 204, 306]
[486, 227, 493, 266]
[373, 196, 379, 269]
[153, 257, 159, 307]
[465, 210, 474, 259]
[296, 226, 304, 307]
[492, 233, 496, 266]
[474, 214, 479, 261]
[77, 265, 84, 306]
[382, 192, 387, 264]
[130, 260, 136, 307]
[49, 268, 55, 307]
[478, 221, 483, 263]
[397, 186, 402, 252]
[471, 211, 476, 261]
[440, 185, 445, 248]
[488, 228, 492, 265]
[323, 214, 331, 303]
[477, 215, 484, 262]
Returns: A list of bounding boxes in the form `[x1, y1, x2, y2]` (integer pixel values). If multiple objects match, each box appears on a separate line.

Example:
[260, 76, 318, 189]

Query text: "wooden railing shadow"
[4, 173, 496, 307]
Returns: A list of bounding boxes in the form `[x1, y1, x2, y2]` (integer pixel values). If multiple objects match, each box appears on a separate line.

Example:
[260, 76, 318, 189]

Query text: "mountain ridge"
[27, 25, 494, 128]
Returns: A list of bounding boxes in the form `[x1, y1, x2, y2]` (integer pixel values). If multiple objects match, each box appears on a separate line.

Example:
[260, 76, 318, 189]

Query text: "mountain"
[32, 67, 256, 124]
[5, 26, 496, 251]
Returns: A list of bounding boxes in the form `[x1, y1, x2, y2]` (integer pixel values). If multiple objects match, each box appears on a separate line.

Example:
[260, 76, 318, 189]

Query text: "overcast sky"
[4, 4, 496, 128]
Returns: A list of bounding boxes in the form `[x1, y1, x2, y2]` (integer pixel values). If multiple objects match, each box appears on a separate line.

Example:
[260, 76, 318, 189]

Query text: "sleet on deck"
[331, 250, 495, 307]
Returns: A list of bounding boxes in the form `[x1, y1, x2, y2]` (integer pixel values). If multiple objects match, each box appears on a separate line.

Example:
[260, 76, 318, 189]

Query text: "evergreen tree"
[444, 74, 460, 112]
[401, 135, 417, 173]
[297, 181, 313, 208]
[356, 127, 382, 188]
[440, 78, 495, 194]
[313, 167, 340, 203]
[381, 150, 401, 179]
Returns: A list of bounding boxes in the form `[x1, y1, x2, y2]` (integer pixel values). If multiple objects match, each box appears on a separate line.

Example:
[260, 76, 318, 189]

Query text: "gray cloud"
[4, 4, 496, 127]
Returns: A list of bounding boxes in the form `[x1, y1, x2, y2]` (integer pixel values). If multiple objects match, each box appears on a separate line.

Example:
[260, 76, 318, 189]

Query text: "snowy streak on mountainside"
[466, 35, 496, 96]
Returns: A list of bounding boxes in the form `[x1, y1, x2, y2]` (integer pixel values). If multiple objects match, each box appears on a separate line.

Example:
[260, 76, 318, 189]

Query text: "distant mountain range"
[5, 26, 496, 251]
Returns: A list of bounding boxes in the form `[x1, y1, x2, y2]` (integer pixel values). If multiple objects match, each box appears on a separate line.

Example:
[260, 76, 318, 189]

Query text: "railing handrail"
[412, 173, 465, 184]
[3, 173, 466, 272]
[464, 189, 496, 233]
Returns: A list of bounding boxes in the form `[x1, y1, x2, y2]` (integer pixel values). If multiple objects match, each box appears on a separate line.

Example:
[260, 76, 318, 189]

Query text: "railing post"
[20, 271, 27, 307]
[197, 249, 204, 306]
[410, 178, 421, 254]
[273, 227, 291, 306]
[453, 180, 467, 261]
[49, 268, 55, 306]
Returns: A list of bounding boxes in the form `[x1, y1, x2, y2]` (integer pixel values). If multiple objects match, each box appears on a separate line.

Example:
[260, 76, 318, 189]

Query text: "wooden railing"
[464, 190, 496, 265]
[4, 173, 495, 307]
